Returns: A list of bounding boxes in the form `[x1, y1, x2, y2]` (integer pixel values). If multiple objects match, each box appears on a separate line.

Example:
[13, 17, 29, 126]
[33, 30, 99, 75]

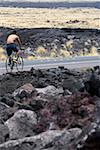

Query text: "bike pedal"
[18, 62, 21, 65]
[8, 62, 11, 66]
[13, 59, 17, 63]
[11, 66, 13, 70]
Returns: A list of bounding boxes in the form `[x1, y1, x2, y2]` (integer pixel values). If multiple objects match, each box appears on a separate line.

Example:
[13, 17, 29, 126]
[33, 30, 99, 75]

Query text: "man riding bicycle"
[6, 30, 22, 64]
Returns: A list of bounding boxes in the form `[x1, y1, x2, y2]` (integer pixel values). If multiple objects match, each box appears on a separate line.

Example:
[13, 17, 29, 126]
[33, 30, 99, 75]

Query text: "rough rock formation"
[0, 66, 100, 149]
[0, 28, 100, 58]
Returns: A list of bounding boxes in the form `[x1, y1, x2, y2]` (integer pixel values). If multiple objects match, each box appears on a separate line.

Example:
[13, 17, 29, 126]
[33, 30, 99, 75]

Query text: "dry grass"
[0, 46, 6, 61]
[60, 49, 70, 57]
[89, 46, 99, 56]
[36, 46, 47, 57]
[66, 40, 73, 49]
[0, 7, 100, 29]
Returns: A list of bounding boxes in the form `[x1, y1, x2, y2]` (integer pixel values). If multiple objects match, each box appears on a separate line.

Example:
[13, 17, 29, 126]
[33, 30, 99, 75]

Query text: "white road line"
[0, 59, 100, 75]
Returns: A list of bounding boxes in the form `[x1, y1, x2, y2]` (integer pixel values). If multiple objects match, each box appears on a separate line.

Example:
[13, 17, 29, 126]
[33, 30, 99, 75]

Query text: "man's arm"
[16, 36, 21, 49]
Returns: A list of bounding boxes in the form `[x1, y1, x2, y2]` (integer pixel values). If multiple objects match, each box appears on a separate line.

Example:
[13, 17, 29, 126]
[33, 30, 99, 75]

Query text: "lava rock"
[5, 109, 37, 139]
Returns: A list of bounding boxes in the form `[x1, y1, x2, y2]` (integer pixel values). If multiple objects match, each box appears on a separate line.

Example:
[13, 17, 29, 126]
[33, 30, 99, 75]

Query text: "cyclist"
[6, 30, 22, 64]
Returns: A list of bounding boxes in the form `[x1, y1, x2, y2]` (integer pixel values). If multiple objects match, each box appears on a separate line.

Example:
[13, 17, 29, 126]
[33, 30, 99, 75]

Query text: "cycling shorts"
[6, 43, 18, 56]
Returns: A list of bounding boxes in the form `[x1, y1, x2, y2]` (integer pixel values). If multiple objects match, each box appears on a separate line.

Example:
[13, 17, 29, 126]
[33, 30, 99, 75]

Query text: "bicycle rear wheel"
[5, 57, 13, 73]
[16, 56, 24, 71]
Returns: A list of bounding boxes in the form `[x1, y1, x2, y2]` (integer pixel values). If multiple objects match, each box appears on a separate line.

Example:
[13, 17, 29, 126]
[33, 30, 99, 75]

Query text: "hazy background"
[0, 0, 100, 8]
[0, 0, 100, 1]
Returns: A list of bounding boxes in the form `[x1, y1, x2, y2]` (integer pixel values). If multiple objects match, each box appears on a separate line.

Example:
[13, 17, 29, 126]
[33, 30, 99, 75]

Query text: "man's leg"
[8, 56, 12, 65]
[6, 49, 12, 65]
[13, 44, 19, 59]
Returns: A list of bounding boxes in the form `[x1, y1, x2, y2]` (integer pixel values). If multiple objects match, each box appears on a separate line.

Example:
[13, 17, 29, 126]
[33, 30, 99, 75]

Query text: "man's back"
[7, 34, 19, 44]
[6, 30, 21, 57]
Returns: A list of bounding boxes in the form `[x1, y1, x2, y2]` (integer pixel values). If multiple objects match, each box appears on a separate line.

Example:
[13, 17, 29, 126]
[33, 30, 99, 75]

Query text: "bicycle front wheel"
[16, 56, 24, 71]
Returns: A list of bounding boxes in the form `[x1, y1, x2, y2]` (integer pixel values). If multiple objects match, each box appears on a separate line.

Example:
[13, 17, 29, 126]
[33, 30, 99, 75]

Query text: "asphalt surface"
[0, 56, 100, 75]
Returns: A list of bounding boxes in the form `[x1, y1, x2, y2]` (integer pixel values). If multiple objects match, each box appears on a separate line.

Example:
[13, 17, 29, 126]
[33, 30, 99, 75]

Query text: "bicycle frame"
[6, 51, 24, 72]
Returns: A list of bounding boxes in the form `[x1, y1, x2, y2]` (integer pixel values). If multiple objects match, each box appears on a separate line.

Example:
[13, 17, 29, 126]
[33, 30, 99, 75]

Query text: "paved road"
[0, 56, 100, 75]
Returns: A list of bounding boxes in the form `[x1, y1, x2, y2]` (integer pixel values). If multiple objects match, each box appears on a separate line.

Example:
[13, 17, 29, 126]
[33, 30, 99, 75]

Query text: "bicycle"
[5, 51, 24, 73]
